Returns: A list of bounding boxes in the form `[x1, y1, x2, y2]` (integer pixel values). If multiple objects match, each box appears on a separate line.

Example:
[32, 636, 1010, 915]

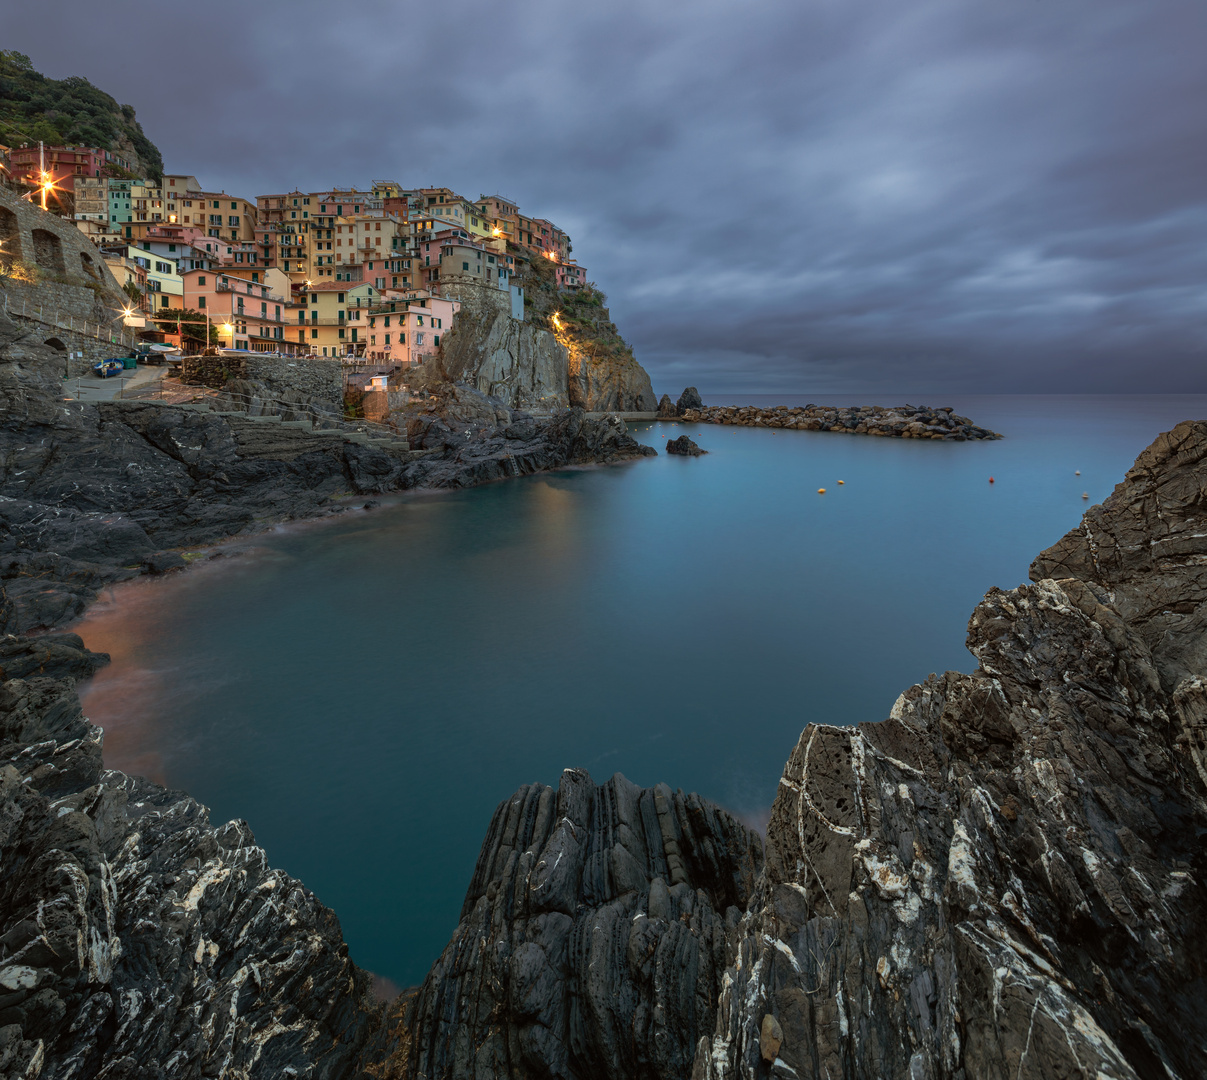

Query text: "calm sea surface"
[73, 394, 1205, 986]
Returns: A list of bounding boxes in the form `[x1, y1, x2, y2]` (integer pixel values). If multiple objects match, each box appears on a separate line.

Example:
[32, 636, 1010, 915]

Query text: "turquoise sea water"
[74, 394, 1206, 987]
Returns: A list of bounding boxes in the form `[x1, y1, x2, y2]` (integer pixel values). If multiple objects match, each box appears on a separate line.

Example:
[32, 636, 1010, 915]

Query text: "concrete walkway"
[63, 364, 169, 402]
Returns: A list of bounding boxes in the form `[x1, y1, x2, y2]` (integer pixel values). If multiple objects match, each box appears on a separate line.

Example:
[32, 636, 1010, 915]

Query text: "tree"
[121, 280, 144, 308]
[153, 308, 220, 348]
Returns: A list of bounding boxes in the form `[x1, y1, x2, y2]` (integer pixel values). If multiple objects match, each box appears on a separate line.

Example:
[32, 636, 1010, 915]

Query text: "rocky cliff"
[434, 284, 571, 411]
[0, 626, 381, 1079]
[510, 253, 656, 413]
[694, 421, 1207, 1080]
[374, 770, 763, 1080]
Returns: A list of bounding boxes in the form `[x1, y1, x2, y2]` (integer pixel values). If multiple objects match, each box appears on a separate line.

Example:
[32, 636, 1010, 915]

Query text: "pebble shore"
[678, 403, 1002, 439]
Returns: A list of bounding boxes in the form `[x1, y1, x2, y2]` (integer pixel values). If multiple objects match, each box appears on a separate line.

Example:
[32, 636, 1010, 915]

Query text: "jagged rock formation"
[695, 421, 1207, 1080]
[677, 387, 704, 413]
[0, 311, 655, 634]
[374, 769, 763, 1080]
[436, 285, 572, 411]
[0, 624, 381, 1078]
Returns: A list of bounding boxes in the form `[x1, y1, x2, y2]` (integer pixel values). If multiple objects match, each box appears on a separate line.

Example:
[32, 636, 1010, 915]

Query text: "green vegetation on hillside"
[0, 50, 163, 177]
[512, 246, 636, 364]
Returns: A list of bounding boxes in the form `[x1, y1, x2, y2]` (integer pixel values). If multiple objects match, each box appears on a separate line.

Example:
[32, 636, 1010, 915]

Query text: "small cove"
[73, 394, 1205, 986]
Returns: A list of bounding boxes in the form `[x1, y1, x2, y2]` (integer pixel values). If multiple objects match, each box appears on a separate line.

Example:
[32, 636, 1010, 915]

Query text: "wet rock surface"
[666, 434, 707, 456]
[0, 622, 382, 1079]
[0, 313, 655, 634]
[680, 402, 1001, 440]
[695, 421, 1207, 1080]
[372, 769, 763, 1080]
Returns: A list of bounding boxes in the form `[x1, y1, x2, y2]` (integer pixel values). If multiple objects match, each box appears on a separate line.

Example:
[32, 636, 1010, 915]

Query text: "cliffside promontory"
[431, 251, 656, 414]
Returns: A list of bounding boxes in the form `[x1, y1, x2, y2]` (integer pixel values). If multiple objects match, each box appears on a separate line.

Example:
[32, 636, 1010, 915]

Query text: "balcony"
[216, 282, 287, 304]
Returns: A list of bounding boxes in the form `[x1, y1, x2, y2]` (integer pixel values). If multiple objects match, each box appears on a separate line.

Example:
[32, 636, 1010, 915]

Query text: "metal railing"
[2, 293, 138, 348]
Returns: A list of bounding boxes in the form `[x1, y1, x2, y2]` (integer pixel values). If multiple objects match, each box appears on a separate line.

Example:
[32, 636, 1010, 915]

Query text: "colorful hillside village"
[5, 144, 589, 363]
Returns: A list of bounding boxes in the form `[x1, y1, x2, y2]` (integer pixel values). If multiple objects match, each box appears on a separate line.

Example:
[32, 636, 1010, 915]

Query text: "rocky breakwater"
[372, 769, 763, 1080]
[0, 610, 383, 1078]
[0, 311, 655, 634]
[681, 402, 1002, 440]
[696, 420, 1207, 1080]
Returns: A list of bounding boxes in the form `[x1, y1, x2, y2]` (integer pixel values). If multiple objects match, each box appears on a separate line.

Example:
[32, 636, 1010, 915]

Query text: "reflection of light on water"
[72, 554, 258, 785]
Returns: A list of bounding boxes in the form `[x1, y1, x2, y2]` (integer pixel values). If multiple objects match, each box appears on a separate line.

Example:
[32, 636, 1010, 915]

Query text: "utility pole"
[39, 142, 46, 211]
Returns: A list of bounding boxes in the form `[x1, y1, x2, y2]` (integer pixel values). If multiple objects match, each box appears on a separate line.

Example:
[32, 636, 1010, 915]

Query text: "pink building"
[365, 293, 459, 365]
[181, 267, 300, 353]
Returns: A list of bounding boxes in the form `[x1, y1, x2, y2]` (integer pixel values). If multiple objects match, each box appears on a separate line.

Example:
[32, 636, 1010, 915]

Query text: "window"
[384, 334, 390, 345]
[161, 295, 169, 308]
[338, 328, 345, 339]
[337, 293, 344, 303]
[434, 335, 440, 345]
[462, 262, 469, 271]
[231, 201, 237, 210]
[415, 332, 424, 345]
[311, 328, 318, 338]
[212, 200, 220, 209]
[198, 296, 206, 308]
[197, 275, 206, 285]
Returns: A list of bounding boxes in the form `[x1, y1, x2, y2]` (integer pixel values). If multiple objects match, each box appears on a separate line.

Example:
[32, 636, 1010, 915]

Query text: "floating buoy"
[837, 480, 845, 485]
[818, 488, 826, 494]
[989, 477, 995, 484]
[1075, 470, 1081, 476]
[1082, 492, 1089, 499]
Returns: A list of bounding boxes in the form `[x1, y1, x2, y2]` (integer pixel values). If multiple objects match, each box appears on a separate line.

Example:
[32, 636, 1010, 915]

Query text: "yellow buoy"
[818, 488, 826, 494]
[837, 480, 845, 485]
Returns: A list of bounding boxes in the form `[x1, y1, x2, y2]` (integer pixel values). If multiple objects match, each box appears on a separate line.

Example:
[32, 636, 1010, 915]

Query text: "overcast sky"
[10, 0, 1207, 393]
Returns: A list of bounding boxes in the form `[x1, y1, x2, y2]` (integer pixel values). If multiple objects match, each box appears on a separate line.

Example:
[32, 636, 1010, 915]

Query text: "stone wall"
[0, 186, 124, 297]
[0, 187, 132, 377]
[181, 353, 344, 403]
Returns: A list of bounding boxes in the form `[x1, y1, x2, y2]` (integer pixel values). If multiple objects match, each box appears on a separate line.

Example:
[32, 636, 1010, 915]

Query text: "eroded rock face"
[567, 350, 656, 414]
[0, 627, 381, 1078]
[697, 421, 1207, 1080]
[378, 769, 763, 1080]
[438, 287, 572, 411]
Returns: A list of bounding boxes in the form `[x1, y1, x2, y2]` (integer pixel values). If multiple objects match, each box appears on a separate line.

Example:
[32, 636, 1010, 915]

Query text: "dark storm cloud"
[9, 0, 1207, 392]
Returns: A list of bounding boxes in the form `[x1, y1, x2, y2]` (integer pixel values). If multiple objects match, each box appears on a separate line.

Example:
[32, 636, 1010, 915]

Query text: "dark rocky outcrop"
[676, 387, 704, 413]
[0, 620, 381, 1078]
[696, 421, 1207, 1080]
[666, 434, 707, 456]
[657, 394, 678, 418]
[374, 769, 763, 1080]
[0, 313, 655, 634]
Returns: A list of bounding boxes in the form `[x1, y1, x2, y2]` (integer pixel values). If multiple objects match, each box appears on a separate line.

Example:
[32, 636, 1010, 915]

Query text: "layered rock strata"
[0, 312, 654, 634]
[680, 403, 1001, 440]
[0, 625, 382, 1079]
[374, 770, 763, 1080]
[694, 421, 1207, 1080]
